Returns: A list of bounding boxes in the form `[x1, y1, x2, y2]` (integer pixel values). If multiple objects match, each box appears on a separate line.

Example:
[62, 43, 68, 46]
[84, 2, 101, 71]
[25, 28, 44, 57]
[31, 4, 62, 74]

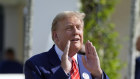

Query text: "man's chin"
[70, 44, 81, 51]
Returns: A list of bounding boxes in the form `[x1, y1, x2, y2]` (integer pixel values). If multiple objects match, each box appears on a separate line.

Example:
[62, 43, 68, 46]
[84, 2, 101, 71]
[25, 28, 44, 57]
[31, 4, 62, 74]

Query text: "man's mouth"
[71, 38, 80, 42]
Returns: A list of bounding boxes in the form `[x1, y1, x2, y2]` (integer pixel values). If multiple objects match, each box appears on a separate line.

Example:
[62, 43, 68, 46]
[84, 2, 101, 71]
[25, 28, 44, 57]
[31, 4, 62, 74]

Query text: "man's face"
[54, 16, 83, 57]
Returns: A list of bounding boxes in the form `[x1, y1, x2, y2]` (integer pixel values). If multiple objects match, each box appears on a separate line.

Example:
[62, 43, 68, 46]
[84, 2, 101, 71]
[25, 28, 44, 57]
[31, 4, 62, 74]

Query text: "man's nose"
[73, 26, 79, 35]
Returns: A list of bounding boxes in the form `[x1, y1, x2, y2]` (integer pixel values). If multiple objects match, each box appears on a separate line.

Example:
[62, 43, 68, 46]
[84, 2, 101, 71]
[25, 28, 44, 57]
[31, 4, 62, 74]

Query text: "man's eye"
[66, 27, 72, 30]
[66, 25, 73, 30]
[77, 25, 82, 30]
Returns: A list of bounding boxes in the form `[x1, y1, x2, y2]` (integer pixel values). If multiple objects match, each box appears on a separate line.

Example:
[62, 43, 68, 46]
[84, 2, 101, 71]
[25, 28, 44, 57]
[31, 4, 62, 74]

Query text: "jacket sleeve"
[24, 60, 42, 79]
[24, 59, 70, 79]
[102, 71, 109, 79]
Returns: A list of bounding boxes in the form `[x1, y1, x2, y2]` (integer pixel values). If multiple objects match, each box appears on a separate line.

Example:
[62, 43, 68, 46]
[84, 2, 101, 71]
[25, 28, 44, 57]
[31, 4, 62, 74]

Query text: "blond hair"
[51, 11, 85, 31]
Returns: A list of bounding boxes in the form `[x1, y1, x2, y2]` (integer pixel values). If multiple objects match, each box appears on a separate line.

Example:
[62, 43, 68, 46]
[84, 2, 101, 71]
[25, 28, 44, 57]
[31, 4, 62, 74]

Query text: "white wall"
[32, 0, 80, 55]
[111, 0, 131, 78]
[4, 5, 24, 62]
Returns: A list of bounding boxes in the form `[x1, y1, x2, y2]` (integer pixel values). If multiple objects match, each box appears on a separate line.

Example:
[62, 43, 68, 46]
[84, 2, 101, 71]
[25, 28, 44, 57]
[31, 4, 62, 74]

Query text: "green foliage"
[80, 0, 123, 79]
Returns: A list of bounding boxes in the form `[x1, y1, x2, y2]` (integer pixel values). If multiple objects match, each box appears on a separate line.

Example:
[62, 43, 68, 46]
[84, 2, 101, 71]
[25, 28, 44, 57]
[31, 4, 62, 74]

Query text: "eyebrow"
[66, 22, 81, 26]
[66, 22, 74, 25]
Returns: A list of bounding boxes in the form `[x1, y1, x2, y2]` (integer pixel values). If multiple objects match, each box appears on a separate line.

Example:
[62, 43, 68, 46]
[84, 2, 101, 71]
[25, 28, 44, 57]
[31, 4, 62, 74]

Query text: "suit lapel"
[77, 54, 92, 79]
[48, 45, 61, 67]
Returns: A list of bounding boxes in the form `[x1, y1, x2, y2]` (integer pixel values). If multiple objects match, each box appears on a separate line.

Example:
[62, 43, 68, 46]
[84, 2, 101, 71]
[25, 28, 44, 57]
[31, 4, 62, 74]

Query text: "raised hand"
[61, 40, 72, 74]
[82, 40, 102, 79]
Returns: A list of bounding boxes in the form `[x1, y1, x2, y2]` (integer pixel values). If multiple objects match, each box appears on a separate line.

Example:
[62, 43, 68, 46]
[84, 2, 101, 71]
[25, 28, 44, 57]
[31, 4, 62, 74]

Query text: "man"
[135, 36, 140, 79]
[0, 48, 23, 73]
[24, 11, 109, 79]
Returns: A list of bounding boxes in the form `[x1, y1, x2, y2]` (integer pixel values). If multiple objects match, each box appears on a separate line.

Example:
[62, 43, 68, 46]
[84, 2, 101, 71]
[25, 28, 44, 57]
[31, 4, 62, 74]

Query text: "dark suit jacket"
[135, 57, 140, 79]
[24, 45, 109, 79]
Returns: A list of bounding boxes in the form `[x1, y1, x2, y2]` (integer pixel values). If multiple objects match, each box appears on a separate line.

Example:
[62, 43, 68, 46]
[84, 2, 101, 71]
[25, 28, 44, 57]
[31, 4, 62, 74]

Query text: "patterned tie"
[70, 57, 80, 79]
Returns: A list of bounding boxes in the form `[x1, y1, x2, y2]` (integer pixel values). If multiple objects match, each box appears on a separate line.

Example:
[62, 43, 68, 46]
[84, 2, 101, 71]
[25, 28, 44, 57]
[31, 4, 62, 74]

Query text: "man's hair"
[51, 11, 85, 32]
[4, 48, 15, 56]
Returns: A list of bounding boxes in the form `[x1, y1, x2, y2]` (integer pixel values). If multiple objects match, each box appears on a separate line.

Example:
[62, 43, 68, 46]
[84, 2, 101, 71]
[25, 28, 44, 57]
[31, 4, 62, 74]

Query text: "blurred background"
[0, 0, 140, 79]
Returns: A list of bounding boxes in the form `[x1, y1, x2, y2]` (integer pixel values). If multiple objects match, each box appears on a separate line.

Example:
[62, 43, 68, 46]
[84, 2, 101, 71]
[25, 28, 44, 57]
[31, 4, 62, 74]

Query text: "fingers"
[88, 41, 93, 54]
[85, 40, 97, 56]
[92, 46, 97, 56]
[85, 41, 89, 55]
[61, 40, 72, 74]
[63, 40, 70, 56]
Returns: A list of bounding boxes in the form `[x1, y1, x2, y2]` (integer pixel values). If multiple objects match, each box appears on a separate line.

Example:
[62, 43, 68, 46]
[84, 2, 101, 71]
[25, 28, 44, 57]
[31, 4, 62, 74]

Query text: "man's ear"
[52, 31, 59, 42]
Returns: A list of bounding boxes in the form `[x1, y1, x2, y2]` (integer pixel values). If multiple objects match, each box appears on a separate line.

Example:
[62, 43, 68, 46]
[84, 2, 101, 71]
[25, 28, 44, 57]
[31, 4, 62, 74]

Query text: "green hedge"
[80, 0, 123, 79]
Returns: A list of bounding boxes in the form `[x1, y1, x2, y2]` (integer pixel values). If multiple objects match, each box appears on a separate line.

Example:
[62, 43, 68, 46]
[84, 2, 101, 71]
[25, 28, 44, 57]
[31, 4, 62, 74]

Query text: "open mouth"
[71, 38, 80, 42]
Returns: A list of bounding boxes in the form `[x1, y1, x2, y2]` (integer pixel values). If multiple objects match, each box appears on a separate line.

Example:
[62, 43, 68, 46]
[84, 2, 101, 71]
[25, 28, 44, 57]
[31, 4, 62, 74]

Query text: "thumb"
[63, 40, 70, 56]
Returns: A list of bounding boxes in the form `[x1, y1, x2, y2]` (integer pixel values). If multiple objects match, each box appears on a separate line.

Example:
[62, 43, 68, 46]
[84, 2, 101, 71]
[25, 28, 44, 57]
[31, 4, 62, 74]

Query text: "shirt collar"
[55, 45, 78, 63]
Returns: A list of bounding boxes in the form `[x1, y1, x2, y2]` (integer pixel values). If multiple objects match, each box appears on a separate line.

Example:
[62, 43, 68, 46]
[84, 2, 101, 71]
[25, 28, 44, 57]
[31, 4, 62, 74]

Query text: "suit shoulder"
[25, 45, 55, 66]
[26, 51, 50, 64]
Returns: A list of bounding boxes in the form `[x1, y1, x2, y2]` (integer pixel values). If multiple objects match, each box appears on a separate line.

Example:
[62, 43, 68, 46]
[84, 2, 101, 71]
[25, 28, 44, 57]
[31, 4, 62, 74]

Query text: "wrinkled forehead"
[58, 16, 83, 26]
